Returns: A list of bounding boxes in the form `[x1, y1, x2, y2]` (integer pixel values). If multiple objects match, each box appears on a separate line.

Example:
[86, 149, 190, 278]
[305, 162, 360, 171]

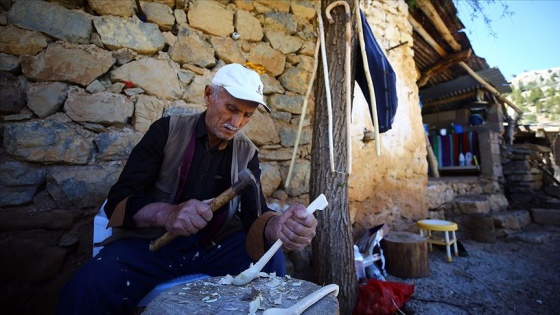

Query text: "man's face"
[204, 85, 258, 146]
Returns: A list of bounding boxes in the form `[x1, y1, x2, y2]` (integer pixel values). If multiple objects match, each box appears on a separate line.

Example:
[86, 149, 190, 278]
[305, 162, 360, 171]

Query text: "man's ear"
[203, 85, 212, 104]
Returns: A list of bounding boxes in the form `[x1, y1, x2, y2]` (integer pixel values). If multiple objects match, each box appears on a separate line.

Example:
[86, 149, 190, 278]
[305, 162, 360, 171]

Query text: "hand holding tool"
[149, 169, 258, 251]
[231, 194, 328, 286]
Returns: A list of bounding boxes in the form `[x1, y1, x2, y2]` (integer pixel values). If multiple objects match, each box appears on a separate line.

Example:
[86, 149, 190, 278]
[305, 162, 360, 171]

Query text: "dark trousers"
[56, 231, 285, 315]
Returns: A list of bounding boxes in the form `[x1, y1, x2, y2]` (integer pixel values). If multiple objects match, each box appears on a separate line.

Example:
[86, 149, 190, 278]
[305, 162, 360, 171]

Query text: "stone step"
[493, 210, 532, 230]
[454, 193, 509, 214]
[530, 208, 560, 225]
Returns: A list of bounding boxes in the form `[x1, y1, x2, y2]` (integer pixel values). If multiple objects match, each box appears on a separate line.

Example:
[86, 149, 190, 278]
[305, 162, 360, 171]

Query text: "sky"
[455, 0, 560, 81]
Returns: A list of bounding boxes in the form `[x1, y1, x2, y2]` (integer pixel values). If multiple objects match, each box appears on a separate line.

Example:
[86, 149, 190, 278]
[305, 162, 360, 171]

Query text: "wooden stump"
[382, 231, 429, 278]
[470, 213, 496, 243]
[142, 276, 339, 315]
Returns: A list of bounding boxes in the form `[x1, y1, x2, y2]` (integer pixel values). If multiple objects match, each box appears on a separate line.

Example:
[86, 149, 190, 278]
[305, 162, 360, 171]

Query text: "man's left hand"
[266, 203, 318, 251]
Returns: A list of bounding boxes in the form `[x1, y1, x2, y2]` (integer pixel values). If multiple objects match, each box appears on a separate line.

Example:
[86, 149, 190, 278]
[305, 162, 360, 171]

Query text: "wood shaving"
[202, 296, 218, 303]
[273, 293, 283, 305]
[248, 291, 263, 315]
[219, 274, 233, 285]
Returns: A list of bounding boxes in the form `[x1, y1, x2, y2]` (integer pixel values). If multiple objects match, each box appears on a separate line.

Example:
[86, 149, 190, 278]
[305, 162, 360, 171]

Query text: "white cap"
[211, 64, 271, 113]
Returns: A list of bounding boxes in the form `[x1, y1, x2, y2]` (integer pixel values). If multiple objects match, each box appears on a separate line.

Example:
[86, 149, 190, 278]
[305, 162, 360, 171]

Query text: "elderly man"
[57, 64, 318, 314]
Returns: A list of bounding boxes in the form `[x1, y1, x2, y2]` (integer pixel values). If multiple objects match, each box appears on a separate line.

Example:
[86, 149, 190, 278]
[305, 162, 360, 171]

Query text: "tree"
[311, 0, 358, 314]
[453, 0, 513, 37]
[527, 88, 543, 104]
[535, 100, 542, 113]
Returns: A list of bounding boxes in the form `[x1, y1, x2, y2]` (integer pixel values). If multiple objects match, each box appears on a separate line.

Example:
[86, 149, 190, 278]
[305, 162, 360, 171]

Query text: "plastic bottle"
[465, 152, 473, 166]
[459, 153, 466, 166]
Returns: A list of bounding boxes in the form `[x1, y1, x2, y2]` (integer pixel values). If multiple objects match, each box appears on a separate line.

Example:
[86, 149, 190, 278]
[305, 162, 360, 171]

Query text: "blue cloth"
[56, 231, 285, 315]
[355, 9, 398, 133]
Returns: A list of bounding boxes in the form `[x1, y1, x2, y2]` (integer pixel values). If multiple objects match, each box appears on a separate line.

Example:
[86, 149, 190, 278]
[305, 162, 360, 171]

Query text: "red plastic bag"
[353, 279, 414, 315]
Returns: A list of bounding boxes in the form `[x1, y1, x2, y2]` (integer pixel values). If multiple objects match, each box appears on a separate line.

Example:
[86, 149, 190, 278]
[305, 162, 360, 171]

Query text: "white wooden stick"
[286, 21, 321, 187]
[318, 11, 335, 173]
[355, 1, 381, 156]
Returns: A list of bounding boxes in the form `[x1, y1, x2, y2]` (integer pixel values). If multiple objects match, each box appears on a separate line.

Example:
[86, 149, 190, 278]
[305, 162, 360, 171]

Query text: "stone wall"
[502, 144, 545, 203]
[0, 0, 426, 313]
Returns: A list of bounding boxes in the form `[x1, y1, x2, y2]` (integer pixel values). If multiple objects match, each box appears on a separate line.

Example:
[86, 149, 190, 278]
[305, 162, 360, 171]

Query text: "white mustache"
[223, 124, 239, 131]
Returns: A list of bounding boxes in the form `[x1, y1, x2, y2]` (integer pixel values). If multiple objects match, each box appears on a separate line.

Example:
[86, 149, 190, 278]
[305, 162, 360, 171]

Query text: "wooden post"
[382, 231, 429, 278]
[470, 213, 496, 243]
[426, 135, 439, 178]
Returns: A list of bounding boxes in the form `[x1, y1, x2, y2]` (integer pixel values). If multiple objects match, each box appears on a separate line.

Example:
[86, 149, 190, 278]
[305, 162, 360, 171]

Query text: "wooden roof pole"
[457, 62, 523, 114]
[407, 15, 447, 56]
[416, 0, 462, 51]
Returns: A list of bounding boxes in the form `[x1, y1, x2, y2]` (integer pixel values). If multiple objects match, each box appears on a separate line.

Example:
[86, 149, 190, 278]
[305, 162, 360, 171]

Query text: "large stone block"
[0, 72, 26, 114]
[8, 0, 92, 44]
[494, 210, 531, 230]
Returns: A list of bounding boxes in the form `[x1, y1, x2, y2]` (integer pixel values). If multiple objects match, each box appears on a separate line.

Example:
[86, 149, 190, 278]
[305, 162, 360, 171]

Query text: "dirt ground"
[383, 224, 560, 315]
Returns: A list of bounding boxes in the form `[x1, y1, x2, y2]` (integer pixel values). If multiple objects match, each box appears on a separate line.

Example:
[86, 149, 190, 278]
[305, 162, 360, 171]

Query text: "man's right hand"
[132, 200, 213, 235]
[165, 200, 213, 236]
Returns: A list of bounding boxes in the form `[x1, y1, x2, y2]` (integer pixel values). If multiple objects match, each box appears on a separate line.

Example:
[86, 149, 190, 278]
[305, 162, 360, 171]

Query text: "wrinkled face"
[204, 85, 258, 147]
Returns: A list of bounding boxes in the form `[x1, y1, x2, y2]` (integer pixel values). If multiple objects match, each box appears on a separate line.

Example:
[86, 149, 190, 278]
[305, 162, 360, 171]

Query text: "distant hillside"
[506, 67, 560, 125]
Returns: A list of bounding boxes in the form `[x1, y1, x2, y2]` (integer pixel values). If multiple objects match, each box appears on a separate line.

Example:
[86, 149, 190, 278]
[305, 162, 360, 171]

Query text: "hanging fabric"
[355, 9, 398, 134]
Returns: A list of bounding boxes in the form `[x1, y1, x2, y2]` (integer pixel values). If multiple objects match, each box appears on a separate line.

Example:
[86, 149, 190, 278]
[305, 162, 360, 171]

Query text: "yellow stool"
[417, 219, 459, 262]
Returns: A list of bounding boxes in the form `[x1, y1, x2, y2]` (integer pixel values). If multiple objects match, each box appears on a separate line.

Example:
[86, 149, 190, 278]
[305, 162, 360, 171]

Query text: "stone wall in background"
[0, 0, 426, 313]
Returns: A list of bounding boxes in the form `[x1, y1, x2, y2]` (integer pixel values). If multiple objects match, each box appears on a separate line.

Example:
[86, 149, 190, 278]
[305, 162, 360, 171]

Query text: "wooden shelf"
[439, 165, 480, 176]
[439, 166, 479, 171]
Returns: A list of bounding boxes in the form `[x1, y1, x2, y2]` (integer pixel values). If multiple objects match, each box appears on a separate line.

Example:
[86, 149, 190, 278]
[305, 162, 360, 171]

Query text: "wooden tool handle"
[149, 187, 236, 251]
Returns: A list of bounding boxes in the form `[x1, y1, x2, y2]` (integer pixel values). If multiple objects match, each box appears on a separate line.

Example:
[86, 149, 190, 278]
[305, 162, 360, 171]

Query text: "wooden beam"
[407, 15, 446, 56]
[418, 49, 472, 87]
[458, 62, 523, 114]
[416, 0, 462, 51]
[422, 90, 478, 108]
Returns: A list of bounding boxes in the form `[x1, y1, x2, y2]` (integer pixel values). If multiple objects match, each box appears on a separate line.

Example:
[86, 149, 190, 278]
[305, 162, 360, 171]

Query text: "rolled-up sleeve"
[241, 151, 280, 260]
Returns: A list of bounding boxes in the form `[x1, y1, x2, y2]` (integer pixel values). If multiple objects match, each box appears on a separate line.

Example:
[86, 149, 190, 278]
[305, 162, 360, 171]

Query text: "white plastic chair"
[92, 200, 209, 306]
[93, 200, 112, 256]
[354, 224, 386, 279]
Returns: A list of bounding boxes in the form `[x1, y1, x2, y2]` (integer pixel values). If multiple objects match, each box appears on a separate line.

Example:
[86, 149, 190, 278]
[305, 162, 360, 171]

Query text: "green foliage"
[527, 88, 544, 104]
[521, 113, 537, 124]
[407, 0, 419, 10]
[535, 100, 543, 113]
[510, 68, 560, 124]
